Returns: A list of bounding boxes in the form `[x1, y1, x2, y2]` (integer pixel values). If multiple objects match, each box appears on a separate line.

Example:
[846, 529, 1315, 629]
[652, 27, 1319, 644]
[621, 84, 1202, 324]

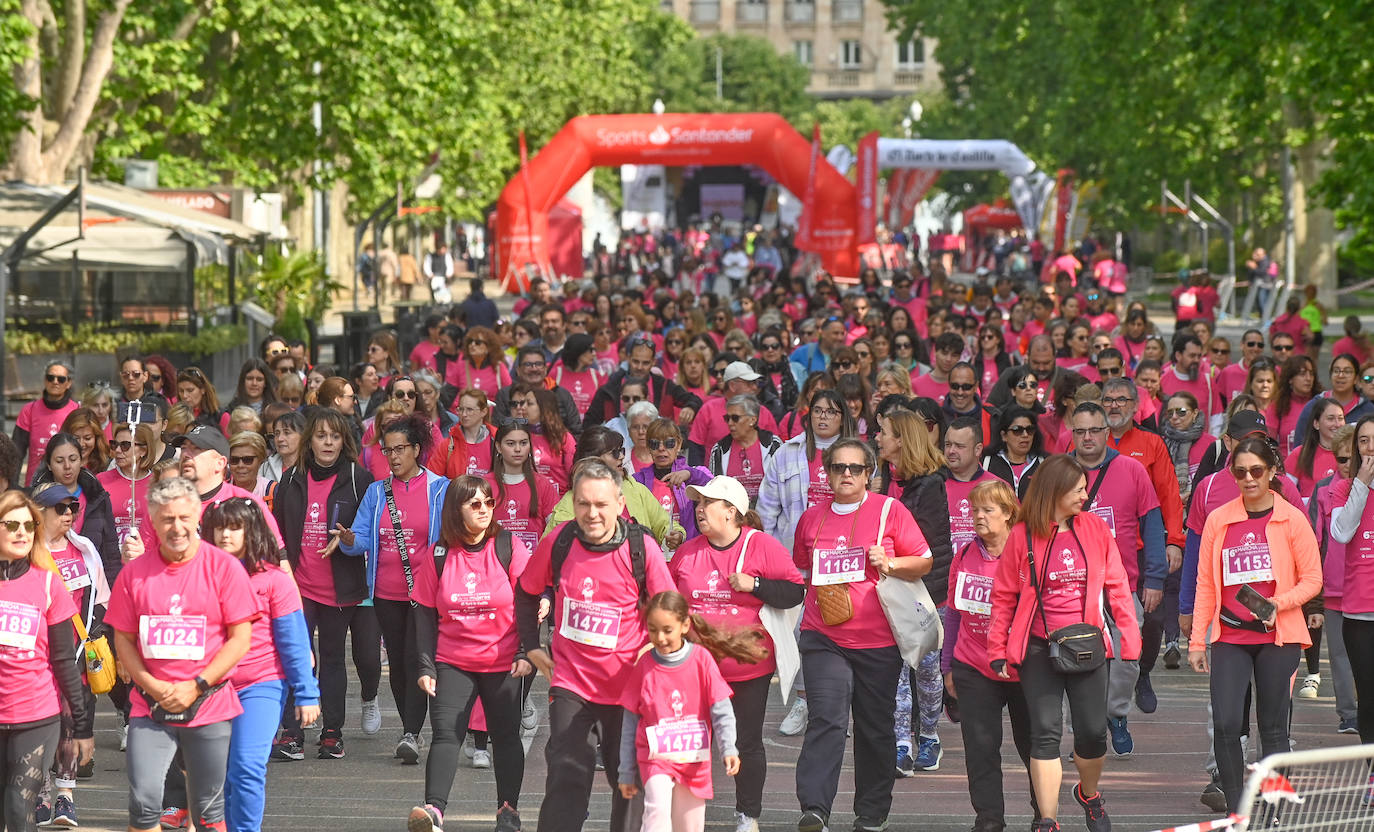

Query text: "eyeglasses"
[0, 520, 35, 533]
[1102, 396, 1134, 407]
[826, 462, 869, 477]
[834, 360, 856, 370]
[1004, 424, 1035, 436]
[466, 497, 497, 510]
[519, 360, 546, 370]
[1211, 348, 1231, 355]
[621, 394, 645, 404]
[1333, 366, 1356, 376]
[1070, 426, 1109, 438]
[894, 342, 914, 351]
[1231, 465, 1268, 481]
[1014, 380, 1038, 390]
[230, 455, 258, 465]
[811, 407, 842, 418]
[393, 390, 417, 400]
[666, 339, 684, 347]
[46, 374, 69, 383]
[948, 383, 976, 392]
[647, 438, 678, 450]
[981, 334, 999, 341]
[380, 443, 416, 456]
[1245, 340, 1265, 348]
[457, 405, 483, 415]
[1167, 407, 1192, 417]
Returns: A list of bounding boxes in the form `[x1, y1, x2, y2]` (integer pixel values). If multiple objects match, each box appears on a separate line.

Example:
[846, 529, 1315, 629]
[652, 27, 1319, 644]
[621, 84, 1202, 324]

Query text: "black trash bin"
[339, 310, 382, 370]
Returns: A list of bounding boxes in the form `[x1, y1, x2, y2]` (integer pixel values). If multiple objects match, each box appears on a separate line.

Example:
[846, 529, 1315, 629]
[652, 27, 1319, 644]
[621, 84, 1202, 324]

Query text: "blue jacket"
[342, 470, 449, 598]
[632, 459, 712, 541]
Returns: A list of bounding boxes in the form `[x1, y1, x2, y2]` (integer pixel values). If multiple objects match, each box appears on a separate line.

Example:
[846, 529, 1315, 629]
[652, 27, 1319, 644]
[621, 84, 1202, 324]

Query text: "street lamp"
[652, 98, 665, 115]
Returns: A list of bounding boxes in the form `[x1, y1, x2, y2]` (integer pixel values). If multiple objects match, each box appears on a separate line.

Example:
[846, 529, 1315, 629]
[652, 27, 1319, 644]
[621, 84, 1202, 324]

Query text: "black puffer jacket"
[273, 461, 374, 605]
[31, 468, 120, 584]
[878, 463, 954, 607]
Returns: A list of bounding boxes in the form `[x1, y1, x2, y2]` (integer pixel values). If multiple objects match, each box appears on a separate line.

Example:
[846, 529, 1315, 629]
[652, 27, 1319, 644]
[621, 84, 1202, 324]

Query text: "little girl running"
[617, 591, 765, 832]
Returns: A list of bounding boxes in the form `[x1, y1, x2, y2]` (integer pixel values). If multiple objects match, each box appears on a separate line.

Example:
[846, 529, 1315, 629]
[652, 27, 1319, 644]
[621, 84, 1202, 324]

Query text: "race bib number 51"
[139, 614, 207, 661]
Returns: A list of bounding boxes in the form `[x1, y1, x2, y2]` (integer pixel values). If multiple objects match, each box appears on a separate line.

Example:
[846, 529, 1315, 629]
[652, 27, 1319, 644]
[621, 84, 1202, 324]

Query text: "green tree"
[647, 32, 812, 121]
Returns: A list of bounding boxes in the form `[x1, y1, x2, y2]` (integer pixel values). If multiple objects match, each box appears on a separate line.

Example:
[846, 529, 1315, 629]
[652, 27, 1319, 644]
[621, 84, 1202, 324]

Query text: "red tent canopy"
[963, 199, 1022, 230]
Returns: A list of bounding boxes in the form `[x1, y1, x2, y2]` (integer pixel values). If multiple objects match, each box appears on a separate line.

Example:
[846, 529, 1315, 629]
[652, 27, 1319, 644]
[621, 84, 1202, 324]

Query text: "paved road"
[68, 658, 1361, 832]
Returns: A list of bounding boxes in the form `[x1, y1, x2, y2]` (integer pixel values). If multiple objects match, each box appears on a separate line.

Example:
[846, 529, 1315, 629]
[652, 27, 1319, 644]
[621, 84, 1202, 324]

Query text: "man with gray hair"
[12, 358, 79, 484]
[104, 476, 257, 832]
[514, 459, 676, 832]
[708, 394, 783, 506]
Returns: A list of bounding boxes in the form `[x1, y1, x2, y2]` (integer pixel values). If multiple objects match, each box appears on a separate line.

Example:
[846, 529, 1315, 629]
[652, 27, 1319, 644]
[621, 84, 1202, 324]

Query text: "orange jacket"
[1108, 424, 1185, 548]
[1189, 496, 1322, 652]
[427, 421, 494, 479]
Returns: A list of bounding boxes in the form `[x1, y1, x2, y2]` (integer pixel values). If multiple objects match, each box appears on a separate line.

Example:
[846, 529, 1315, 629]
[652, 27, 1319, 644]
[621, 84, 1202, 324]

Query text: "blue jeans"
[225, 680, 287, 832]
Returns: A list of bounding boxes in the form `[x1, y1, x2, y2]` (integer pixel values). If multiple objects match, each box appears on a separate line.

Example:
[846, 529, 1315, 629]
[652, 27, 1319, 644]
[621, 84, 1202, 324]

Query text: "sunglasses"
[1231, 465, 1268, 481]
[230, 455, 258, 465]
[834, 360, 856, 370]
[1, 519, 36, 532]
[723, 414, 751, 424]
[1273, 344, 1294, 352]
[647, 438, 678, 451]
[1363, 375, 1374, 384]
[1167, 407, 1192, 417]
[466, 498, 497, 510]
[608, 447, 626, 459]
[1014, 381, 1038, 390]
[393, 390, 417, 400]
[948, 383, 975, 392]
[50, 502, 79, 515]
[710, 368, 728, 378]
[621, 395, 645, 404]
[1004, 424, 1035, 436]
[762, 342, 782, 350]
[895, 342, 914, 350]
[112, 440, 135, 452]
[147, 373, 162, 382]
[46, 374, 69, 383]
[1245, 340, 1264, 348]
[1212, 348, 1231, 355]
[120, 370, 143, 378]
[826, 462, 869, 477]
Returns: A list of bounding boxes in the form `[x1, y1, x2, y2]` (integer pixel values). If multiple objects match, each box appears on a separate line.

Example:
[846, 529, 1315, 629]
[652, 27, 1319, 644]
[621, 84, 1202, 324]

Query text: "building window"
[785, 0, 814, 23]
[689, 0, 720, 22]
[832, 0, 862, 23]
[839, 39, 862, 69]
[794, 40, 814, 66]
[896, 39, 925, 68]
[737, 0, 767, 23]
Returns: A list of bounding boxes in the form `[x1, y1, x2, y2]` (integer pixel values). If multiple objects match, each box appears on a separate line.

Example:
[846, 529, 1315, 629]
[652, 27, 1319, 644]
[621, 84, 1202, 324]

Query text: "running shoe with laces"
[159, 807, 189, 830]
[472, 749, 492, 769]
[76, 757, 94, 779]
[1107, 717, 1133, 757]
[50, 795, 77, 828]
[1340, 717, 1359, 734]
[397, 732, 421, 764]
[734, 811, 760, 832]
[361, 698, 382, 735]
[407, 804, 443, 832]
[1297, 674, 1320, 699]
[1134, 675, 1157, 714]
[271, 737, 305, 761]
[913, 737, 942, 771]
[35, 799, 52, 827]
[318, 731, 345, 759]
[1074, 783, 1110, 832]
[520, 700, 538, 736]
[1162, 642, 1182, 669]
[894, 747, 915, 778]
[1032, 819, 1060, 832]
[779, 698, 808, 736]
[798, 809, 829, 832]
[496, 802, 521, 832]
[1200, 776, 1227, 812]
[853, 816, 888, 831]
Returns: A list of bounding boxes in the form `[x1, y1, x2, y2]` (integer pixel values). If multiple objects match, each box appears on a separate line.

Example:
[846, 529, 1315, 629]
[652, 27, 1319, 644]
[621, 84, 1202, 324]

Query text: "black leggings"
[1018, 638, 1109, 760]
[1, 719, 60, 831]
[375, 597, 432, 736]
[1304, 624, 1323, 676]
[1344, 617, 1374, 744]
[728, 674, 772, 819]
[426, 663, 525, 813]
[283, 598, 383, 739]
[953, 660, 1039, 829]
[1209, 640, 1299, 812]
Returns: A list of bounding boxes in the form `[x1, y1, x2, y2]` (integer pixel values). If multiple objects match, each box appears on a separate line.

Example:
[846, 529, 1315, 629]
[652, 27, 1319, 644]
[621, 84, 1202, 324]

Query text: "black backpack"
[432, 529, 514, 579]
[551, 521, 650, 607]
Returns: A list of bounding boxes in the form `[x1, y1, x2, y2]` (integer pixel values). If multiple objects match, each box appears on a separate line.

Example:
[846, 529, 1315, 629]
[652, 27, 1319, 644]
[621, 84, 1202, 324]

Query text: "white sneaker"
[734, 811, 759, 832]
[361, 698, 382, 735]
[472, 749, 492, 769]
[119, 722, 128, 752]
[779, 697, 808, 736]
[463, 735, 476, 759]
[1297, 674, 1320, 699]
[520, 700, 538, 737]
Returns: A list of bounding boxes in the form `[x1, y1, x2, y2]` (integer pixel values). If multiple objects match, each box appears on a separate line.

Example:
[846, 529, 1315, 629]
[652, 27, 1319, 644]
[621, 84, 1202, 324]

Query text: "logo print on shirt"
[507, 499, 519, 520]
[741, 457, 752, 476]
[958, 499, 970, 517]
[309, 502, 321, 524]
[467, 456, 478, 474]
[464, 572, 479, 595]
[580, 577, 596, 602]
[1061, 548, 1075, 571]
[706, 570, 720, 592]
[1243, 532, 1257, 545]
[815, 465, 828, 484]
[660, 494, 673, 513]
[836, 535, 849, 551]
[168, 594, 184, 615]
[670, 689, 684, 717]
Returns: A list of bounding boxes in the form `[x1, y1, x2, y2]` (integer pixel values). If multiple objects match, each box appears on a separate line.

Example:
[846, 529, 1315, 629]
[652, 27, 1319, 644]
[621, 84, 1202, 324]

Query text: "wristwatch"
[752, 575, 760, 593]
[886, 558, 896, 575]
[194, 676, 211, 694]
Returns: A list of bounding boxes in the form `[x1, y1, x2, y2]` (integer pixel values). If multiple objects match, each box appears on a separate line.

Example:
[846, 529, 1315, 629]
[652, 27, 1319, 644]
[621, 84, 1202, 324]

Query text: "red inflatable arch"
[495, 113, 859, 292]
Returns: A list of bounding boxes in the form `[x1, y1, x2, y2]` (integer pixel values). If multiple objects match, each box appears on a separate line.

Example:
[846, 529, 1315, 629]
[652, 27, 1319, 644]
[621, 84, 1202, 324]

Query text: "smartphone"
[1236, 583, 1276, 625]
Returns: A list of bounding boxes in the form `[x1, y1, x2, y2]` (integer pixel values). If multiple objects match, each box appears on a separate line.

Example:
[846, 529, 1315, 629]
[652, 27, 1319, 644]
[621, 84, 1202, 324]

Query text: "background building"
[663, 0, 939, 99]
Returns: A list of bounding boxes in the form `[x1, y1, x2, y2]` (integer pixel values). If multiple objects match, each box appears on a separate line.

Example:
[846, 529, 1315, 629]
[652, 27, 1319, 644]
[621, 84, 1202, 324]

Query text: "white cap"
[686, 476, 751, 517]
[721, 361, 761, 384]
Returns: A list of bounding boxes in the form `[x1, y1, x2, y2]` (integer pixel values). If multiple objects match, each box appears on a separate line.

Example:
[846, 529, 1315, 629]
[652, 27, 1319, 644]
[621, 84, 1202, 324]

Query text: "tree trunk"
[40, 0, 133, 183]
[1294, 138, 1337, 306]
[53, 0, 85, 123]
[0, 0, 46, 182]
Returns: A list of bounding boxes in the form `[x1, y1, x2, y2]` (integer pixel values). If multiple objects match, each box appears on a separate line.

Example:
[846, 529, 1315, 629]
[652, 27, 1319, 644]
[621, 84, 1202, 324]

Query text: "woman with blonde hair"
[875, 407, 954, 774]
[870, 367, 913, 412]
[81, 382, 116, 439]
[60, 407, 112, 473]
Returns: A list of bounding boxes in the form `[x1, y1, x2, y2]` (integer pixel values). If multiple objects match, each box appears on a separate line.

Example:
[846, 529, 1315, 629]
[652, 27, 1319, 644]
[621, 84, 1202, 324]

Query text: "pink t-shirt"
[725, 440, 765, 503]
[1267, 398, 1312, 458]
[911, 373, 950, 404]
[1332, 337, 1369, 366]
[374, 475, 433, 602]
[486, 474, 561, 556]
[1285, 445, 1337, 502]
[554, 366, 601, 416]
[1217, 514, 1277, 645]
[670, 530, 802, 682]
[1028, 528, 1088, 637]
[17, 398, 80, 485]
[230, 564, 302, 689]
[793, 495, 932, 650]
[409, 341, 440, 373]
[1333, 479, 1374, 614]
[948, 540, 1013, 681]
[1186, 471, 1305, 535]
[530, 433, 574, 494]
[454, 361, 509, 397]
[105, 541, 259, 726]
[805, 450, 833, 510]
[1082, 455, 1160, 584]
[647, 478, 682, 543]
[413, 536, 531, 673]
[0, 567, 78, 724]
[97, 469, 150, 549]
[518, 522, 675, 704]
[293, 473, 338, 605]
[620, 643, 733, 799]
[1216, 361, 1250, 404]
[946, 470, 997, 554]
[688, 397, 780, 455]
[1161, 365, 1223, 420]
[1113, 336, 1147, 373]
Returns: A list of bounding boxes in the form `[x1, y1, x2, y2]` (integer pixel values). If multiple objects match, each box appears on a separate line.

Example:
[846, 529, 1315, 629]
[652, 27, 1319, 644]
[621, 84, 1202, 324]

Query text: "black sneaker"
[1032, 820, 1060, 832]
[272, 737, 305, 761]
[1074, 784, 1110, 832]
[594, 744, 605, 772]
[319, 731, 345, 759]
[396, 733, 421, 765]
[853, 818, 888, 832]
[1200, 777, 1227, 812]
[1134, 675, 1157, 714]
[1163, 642, 1182, 669]
[495, 802, 521, 832]
[799, 810, 829, 832]
[76, 757, 95, 779]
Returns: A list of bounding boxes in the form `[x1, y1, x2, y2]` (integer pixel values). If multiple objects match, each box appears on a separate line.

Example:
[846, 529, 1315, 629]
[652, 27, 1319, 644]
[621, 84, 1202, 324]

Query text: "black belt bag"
[140, 683, 226, 725]
[1027, 522, 1107, 675]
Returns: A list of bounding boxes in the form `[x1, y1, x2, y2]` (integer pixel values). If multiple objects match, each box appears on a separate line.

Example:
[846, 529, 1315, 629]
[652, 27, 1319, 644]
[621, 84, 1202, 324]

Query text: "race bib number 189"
[0, 600, 41, 650]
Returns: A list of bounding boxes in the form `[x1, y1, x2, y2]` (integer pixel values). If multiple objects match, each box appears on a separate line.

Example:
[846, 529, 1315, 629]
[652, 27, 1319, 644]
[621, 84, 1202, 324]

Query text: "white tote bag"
[873, 496, 944, 666]
[736, 529, 803, 705]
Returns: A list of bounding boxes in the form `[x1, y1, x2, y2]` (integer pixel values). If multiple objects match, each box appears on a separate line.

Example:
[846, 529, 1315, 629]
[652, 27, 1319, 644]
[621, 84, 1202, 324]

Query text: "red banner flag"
[886, 169, 910, 228]
[795, 123, 821, 251]
[900, 168, 940, 228]
[855, 131, 879, 246]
